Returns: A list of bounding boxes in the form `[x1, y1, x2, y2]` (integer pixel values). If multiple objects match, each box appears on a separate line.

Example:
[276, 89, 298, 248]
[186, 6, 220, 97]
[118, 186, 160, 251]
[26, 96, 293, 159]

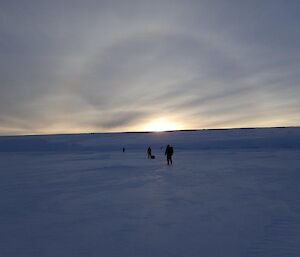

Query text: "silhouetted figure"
[147, 147, 152, 159]
[122, 147, 125, 152]
[165, 144, 174, 165]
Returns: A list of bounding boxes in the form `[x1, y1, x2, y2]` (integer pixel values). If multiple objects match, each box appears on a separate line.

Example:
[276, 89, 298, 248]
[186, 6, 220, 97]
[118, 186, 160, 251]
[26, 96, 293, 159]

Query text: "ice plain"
[0, 127, 300, 257]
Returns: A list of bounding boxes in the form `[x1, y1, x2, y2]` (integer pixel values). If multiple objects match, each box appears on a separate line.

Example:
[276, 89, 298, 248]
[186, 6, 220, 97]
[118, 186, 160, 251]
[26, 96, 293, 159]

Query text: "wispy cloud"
[0, 0, 299, 134]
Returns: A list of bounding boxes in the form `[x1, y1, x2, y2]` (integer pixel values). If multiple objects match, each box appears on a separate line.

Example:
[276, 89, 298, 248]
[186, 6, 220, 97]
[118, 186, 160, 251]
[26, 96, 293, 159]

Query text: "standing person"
[122, 147, 125, 152]
[165, 144, 174, 165]
[147, 147, 152, 159]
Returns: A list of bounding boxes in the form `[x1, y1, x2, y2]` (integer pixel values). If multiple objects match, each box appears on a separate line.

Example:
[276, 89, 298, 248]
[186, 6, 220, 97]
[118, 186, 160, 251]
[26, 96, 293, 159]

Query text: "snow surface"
[0, 128, 300, 257]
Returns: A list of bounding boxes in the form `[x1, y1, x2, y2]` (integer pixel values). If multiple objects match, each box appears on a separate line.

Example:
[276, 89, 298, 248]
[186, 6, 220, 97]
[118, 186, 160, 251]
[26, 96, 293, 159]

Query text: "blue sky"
[0, 0, 299, 134]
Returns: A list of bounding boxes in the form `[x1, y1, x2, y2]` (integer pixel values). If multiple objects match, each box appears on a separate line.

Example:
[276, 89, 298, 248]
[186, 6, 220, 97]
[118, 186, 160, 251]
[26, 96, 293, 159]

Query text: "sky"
[0, 0, 299, 135]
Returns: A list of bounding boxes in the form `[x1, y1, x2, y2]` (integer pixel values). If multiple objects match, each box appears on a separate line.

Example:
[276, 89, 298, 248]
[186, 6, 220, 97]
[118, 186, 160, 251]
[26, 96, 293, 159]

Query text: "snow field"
[0, 148, 299, 257]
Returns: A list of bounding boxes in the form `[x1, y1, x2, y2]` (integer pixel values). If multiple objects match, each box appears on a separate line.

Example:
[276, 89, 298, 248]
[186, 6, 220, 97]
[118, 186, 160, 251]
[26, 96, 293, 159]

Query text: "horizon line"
[0, 125, 299, 138]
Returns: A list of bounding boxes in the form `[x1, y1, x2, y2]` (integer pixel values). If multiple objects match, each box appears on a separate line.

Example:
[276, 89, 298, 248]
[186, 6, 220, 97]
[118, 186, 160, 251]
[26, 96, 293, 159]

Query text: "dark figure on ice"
[147, 147, 152, 159]
[165, 144, 174, 165]
[122, 147, 125, 152]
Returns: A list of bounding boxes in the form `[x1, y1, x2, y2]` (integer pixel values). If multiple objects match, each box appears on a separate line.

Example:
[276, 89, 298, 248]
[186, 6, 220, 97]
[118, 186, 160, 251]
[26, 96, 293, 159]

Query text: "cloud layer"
[0, 0, 299, 134]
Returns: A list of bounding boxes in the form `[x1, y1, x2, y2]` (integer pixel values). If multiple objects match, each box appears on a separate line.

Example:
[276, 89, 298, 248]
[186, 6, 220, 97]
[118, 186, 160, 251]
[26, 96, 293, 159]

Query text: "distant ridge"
[0, 127, 299, 152]
[1, 126, 299, 138]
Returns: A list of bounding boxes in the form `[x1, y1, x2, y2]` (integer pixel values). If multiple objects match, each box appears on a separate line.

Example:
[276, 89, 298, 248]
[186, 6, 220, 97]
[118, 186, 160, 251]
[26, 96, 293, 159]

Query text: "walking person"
[165, 144, 174, 165]
[147, 147, 152, 159]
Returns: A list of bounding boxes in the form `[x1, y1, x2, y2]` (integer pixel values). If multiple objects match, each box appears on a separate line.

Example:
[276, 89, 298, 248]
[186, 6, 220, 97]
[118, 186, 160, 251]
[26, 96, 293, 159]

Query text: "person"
[122, 147, 125, 152]
[147, 147, 152, 159]
[165, 144, 174, 165]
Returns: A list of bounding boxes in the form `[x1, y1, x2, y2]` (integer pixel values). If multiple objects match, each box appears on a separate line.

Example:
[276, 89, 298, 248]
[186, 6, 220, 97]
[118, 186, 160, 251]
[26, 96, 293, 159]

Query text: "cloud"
[87, 111, 148, 130]
[0, 0, 300, 134]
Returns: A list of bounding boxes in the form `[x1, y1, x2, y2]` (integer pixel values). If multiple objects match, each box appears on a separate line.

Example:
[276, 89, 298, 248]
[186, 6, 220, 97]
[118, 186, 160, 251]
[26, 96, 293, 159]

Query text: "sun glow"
[143, 118, 180, 132]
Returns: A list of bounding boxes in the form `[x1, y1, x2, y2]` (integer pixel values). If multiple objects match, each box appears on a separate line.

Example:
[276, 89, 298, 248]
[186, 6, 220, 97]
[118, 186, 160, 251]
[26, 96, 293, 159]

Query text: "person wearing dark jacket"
[165, 144, 174, 165]
[147, 147, 152, 159]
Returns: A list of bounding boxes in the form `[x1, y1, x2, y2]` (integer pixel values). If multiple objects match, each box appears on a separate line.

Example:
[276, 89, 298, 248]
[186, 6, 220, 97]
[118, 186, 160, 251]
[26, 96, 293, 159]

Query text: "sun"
[143, 118, 179, 132]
